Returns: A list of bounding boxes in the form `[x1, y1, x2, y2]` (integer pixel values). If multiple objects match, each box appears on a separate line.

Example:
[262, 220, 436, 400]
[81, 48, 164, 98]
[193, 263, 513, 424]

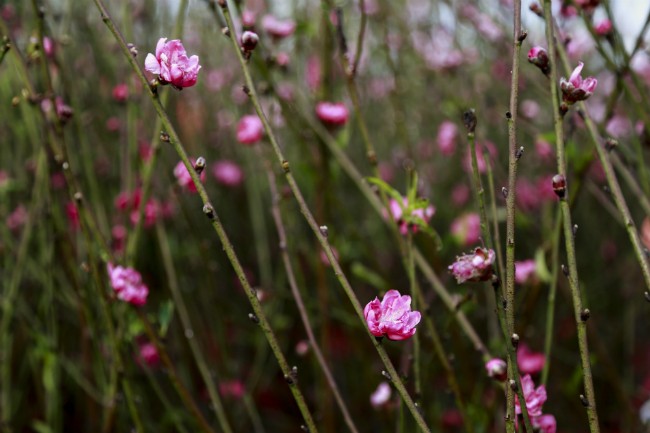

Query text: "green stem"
[467, 129, 494, 251]
[543, 3, 601, 432]
[541, 209, 561, 386]
[220, 4, 431, 431]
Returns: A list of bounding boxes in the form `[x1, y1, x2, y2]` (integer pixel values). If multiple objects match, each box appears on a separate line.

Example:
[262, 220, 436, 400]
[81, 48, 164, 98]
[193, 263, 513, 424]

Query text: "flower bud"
[552, 174, 566, 199]
[527, 46, 550, 75]
[241, 31, 259, 52]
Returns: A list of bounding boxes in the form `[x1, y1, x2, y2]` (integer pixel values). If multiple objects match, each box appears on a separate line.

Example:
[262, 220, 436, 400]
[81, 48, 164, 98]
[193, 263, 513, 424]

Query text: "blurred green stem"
[155, 220, 234, 433]
[541, 209, 561, 387]
[543, 3, 601, 432]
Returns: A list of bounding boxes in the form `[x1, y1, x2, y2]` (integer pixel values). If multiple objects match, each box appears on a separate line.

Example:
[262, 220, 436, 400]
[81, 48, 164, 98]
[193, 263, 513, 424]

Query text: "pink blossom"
[220, 380, 245, 399]
[606, 114, 632, 138]
[306, 56, 321, 91]
[129, 200, 160, 228]
[535, 139, 554, 161]
[451, 213, 481, 246]
[594, 19, 613, 36]
[236, 115, 264, 144]
[42, 36, 55, 57]
[112, 224, 127, 253]
[242, 9, 256, 28]
[386, 198, 435, 236]
[436, 121, 458, 156]
[137, 342, 160, 367]
[363, 290, 421, 340]
[515, 374, 547, 417]
[485, 358, 507, 381]
[144, 38, 201, 88]
[448, 247, 496, 284]
[532, 414, 557, 433]
[66, 202, 80, 230]
[451, 184, 470, 207]
[173, 160, 205, 193]
[41, 97, 73, 123]
[516, 178, 542, 212]
[528, 46, 550, 74]
[560, 5, 578, 18]
[521, 100, 541, 119]
[107, 263, 149, 306]
[212, 160, 244, 187]
[295, 340, 310, 356]
[517, 344, 545, 375]
[515, 259, 537, 285]
[6, 205, 28, 231]
[262, 15, 296, 38]
[560, 62, 598, 104]
[370, 382, 392, 408]
[316, 102, 349, 127]
[463, 140, 497, 174]
[575, 0, 600, 12]
[106, 117, 121, 132]
[112, 83, 129, 102]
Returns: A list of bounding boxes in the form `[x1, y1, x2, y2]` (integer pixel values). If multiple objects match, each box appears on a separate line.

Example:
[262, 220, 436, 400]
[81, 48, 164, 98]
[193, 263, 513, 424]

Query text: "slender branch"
[219, 4, 431, 431]
[543, 3, 601, 432]
[90, 1, 320, 430]
[541, 210, 561, 387]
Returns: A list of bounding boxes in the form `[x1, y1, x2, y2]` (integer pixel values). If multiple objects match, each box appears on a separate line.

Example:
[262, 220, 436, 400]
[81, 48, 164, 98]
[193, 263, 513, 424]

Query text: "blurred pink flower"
[606, 114, 632, 138]
[517, 344, 545, 375]
[242, 9, 256, 27]
[448, 247, 496, 284]
[485, 358, 507, 381]
[515, 259, 537, 285]
[560, 62, 597, 104]
[275, 51, 290, 66]
[173, 160, 205, 193]
[594, 19, 613, 36]
[535, 139, 554, 161]
[575, 0, 600, 12]
[363, 290, 421, 340]
[319, 247, 339, 267]
[436, 121, 458, 156]
[66, 202, 80, 230]
[516, 178, 542, 212]
[262, 15, 296, 38]
[532, 414, 557, 433]
[105, 117, 121, 132]
[385, 198, 435, 236]
[306, 56, 321, 91]
[220, 380, 245, 399]
[370, 382, 392, 408]
[316, 102, 349, 127]
[236, 115, 264, 144]
[145, 38, 200, 88]
[112, 224, 127, 253]
[137, 342, 160, 367]
[41, 97, 73, 123]
[536, 175, 558, 202]
[451, 184, 470, 207]
[107, 263, 149, 306]
[112, 83, 129, 102]
[6, 205, 28, 231]
[451, 213, 481, 246]
[515, 374, 547, 416]
[212, 160, 244, 187]
[42, 36, 55, 57]
[295, 340, 310, 356]
[463, 140, 496, 174]
[521, 99, 541, 119]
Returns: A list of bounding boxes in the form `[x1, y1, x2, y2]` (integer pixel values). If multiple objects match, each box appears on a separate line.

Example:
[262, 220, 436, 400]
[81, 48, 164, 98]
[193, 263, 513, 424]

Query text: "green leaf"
[42, 352, 56, 393]
[31, 421, 53, 433]
[534, 248, 552, 284]
[158, 299, 175, 337]
[366, 177, 404, 203]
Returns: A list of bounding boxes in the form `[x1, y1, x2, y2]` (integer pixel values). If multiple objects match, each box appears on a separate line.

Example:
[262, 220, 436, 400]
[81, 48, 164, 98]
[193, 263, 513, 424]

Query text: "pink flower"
[6, 205, 28, 231]
[316, 102, 349, 127]
[262, 15, 296, 38]
[144, 38, 201, 89]
[516, 178, 542, 212]
[521, 99, 541, 119]
[107, 263, 149, 306]
[463, 140, 497, 174]
[560, 62, 598, 104]
[42, 36, 55, 57]
[517, 344, 545, 375]
[112, 224, 127, 253]
[594, 19, 613, 36]
[515, 260, 537, 285]
[386, 198, 435, 236]
[236, 115, 264, 144]
[370, 382, 392, 408]
[485, 358, 507, 381]
[436, 121, 458, 156]
[363, 290, 421, 340]
[173, 160, 205, 193]
[112, 83, 129, 102]
[451, 184, 470, 207]
[535, 139, 554, 161]
[448, 247, 496, 284]
[212, 160, 244, 187]
[220, 380, 245, 399]
[515, 374, 547, 417]
[66, 202, 80, 230]
[532, 414, 557, 433]
[528, 46, 550, 74]
[242, 9, 256, 27]
[137, 342, 160, 367]
[451, 213, 481, 246]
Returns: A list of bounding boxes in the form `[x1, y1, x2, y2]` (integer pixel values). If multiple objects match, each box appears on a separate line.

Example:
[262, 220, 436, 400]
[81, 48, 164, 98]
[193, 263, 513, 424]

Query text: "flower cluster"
[448, 247, 496, 284]
[560, 62, 597, 105]
[364, 290, 421, 340]
[107, 263, 149, 306]
[516, 375, 556, 432]
[145, 38, 200, 89]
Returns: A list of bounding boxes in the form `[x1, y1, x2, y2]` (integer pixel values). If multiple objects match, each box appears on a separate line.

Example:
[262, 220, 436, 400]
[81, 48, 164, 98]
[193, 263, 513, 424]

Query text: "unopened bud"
[160, 131, 170, 142]
[463, 109, 477, 134]
[511, 333, 520, 348]
[580, 394, 589, 407]
[127, 43, 138, 57]
[580, 309, 591, 321]
[529, 2, 543, 16]
[552, 174, 567, 199]
[241, 31, 259, 52]
[194, 156, 206, 174]
[528, 46, 550, 75]
[605, 138, 618, 152]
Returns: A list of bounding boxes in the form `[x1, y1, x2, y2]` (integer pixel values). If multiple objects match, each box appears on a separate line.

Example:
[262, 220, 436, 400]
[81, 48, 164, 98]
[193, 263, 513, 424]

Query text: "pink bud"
[212, 160, 244, 187]
[528, 46, 550, 74]
[144, 38, 201, 89]
[370, 382, 392, 408]
[515, 260, 537, 285]
[137, 342, 160, 367]
[112, 83, 129, 102]
[241, 31, 259, 52]
[262, 15, 296, 39]
[594, 19, 613, 36]
[436, 121, 458, 156]
[485, 358, 507, 381]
